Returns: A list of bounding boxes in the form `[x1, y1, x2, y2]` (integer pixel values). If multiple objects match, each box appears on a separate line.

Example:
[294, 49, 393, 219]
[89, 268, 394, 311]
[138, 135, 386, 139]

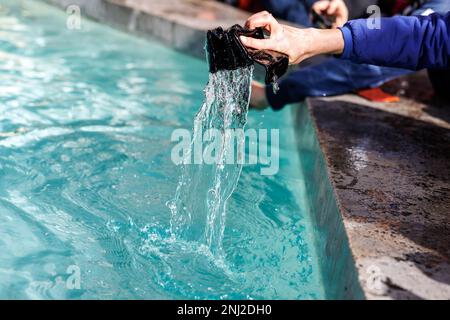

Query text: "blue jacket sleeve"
[340, 12, 450, 70]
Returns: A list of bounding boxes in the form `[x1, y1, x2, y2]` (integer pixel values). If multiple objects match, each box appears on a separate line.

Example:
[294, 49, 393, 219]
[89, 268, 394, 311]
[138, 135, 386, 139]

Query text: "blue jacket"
[340, 12, 450, 70]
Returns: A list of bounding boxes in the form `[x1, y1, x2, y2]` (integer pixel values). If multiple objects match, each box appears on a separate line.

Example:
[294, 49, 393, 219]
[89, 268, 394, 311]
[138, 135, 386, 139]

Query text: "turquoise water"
[0, 0, 325, 299]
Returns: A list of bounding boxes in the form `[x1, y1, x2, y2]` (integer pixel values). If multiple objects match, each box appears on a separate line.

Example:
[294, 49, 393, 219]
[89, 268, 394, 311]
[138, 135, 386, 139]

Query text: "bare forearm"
[301, 28, 344, 61]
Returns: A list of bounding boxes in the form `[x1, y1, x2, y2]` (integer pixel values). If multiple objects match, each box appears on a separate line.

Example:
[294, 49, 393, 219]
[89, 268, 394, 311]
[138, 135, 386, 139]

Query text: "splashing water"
[167, 66, 253, 255]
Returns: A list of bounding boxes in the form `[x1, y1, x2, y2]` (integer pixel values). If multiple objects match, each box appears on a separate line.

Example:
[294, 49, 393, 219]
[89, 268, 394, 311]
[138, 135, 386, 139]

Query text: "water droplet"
[272, 75, 280, 94]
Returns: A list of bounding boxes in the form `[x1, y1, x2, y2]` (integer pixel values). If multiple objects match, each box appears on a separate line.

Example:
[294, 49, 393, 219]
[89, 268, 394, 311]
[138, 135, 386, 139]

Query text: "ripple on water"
[0, 0, 325, 299]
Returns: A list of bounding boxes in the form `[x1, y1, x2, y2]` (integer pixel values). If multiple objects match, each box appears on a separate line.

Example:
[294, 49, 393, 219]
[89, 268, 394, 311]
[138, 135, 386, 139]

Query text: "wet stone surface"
[308, 72, 450, 299]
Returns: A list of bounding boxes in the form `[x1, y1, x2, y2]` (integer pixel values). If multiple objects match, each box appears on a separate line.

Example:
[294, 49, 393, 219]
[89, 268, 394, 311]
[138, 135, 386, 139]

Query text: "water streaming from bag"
[167, 66, 253, 256]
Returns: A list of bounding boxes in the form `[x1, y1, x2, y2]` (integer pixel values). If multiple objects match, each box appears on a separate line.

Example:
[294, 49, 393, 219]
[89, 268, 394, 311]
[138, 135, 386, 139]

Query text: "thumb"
[240, 36, 271, 51]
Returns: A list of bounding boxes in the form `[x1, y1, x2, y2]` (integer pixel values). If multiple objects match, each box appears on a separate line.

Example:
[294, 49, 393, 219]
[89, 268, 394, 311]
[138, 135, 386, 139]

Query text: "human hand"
[240, 11, 345, 65]
[240, 11, 313, 64]
[312, 0, 348, 28]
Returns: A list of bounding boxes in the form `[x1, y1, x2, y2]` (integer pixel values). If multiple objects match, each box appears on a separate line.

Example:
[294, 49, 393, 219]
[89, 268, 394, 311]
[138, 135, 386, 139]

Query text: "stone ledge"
[306, 73, 450, 299]
[43, 0, 249, 59]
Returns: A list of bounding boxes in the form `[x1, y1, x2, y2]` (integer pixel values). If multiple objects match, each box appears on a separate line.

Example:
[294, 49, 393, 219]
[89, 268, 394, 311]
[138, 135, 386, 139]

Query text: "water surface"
[0, 0, 325, 299]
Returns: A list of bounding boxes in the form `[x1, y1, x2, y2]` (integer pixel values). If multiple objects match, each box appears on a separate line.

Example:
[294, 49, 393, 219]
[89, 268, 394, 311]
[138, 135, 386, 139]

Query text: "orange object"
[357, 88, 400, 103]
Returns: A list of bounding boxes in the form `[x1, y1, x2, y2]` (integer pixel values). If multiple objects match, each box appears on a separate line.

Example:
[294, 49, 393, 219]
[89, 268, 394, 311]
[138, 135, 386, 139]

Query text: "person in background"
[220, 0, 352, 27]
[239, 11, 450, 92]
[255, 0, 350, 27]
[242, 0, 450, 110]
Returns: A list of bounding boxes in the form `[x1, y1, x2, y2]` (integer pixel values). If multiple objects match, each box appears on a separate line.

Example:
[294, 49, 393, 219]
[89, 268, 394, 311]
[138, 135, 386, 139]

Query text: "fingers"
[314, 0, 348, 28]
[244, 11, 282, 35]
[331, 0, 348, 27]
[239, 36, 272, 51]
[312, 0, 331, 14]
[241, 11, 283, 52]
[327, 0, 340, 16]
[245, 10, 271, 24]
